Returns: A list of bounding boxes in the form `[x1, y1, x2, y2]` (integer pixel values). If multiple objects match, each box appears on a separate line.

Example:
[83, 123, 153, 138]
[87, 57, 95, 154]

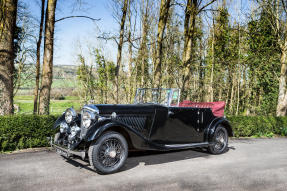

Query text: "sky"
[25, 0, 252, 66]
[27, 0, 119, 66]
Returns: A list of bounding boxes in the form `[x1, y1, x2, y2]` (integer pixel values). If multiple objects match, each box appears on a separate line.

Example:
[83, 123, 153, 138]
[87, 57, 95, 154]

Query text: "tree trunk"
[139, 0, 149, 87]
[115, 0, 129, 103]
[33, 0, 45, 114]
[276, 48, 287, 116]
[180, 0, 197, 99]
[39, 0, 57, 115]
[127, 5, 133, 103]
[236, 23, 241, 115]
[236, 64, 241, 115]
[198, 46, 204, 101]
[229, 71, 235, 114]
[153, 0, 171, 88]
[0, 0, 17, 115]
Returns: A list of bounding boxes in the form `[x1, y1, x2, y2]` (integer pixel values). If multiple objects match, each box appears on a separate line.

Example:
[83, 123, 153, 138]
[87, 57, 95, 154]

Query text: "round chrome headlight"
[65, 108, 76, 124]
[81, 105, 99, 129]
[82, 110, 93, 128]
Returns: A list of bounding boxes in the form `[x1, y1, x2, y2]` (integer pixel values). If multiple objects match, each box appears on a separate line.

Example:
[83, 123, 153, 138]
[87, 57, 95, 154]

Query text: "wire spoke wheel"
[208, 126, 228, 154]
[89, 131, 128, 174]
[98, 138, 123, 167]
[214, 130, 226, 151]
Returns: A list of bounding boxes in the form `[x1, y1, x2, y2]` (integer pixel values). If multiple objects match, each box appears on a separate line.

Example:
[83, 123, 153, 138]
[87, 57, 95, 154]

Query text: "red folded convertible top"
[178, 100, 225, 117]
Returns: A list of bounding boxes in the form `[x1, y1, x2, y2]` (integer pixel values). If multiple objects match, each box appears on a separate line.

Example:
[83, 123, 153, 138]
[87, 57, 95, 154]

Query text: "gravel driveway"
[0, 138, 287, 191]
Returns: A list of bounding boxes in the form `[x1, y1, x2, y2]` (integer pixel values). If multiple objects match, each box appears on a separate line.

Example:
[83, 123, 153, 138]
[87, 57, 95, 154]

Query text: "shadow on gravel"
[58, 149, 211, 173]
[62, 156, 96, 172]
[122, 146, 234, 171]
[60, 147, 234, 173]
[122, 148, 210, 171]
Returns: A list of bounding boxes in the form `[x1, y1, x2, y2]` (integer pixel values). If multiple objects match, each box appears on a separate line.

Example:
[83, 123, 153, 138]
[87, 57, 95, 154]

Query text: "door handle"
[201, 112, 204, 123]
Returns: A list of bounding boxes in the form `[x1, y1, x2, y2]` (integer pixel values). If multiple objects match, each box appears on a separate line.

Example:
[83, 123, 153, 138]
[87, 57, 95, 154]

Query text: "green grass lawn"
[14, 96, 82, 114]
[14, 95, 34, 100]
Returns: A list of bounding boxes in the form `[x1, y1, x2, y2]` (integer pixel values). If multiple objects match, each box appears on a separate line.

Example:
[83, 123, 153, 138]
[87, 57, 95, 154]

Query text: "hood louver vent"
[116, 116, 146, 133]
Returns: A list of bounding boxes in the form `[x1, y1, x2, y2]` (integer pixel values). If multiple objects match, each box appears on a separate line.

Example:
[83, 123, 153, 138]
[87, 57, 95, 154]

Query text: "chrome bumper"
[51, 141, 86, 160]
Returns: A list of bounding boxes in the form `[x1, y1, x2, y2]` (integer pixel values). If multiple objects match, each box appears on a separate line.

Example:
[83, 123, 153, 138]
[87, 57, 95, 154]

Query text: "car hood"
[88, 104, 163, 115]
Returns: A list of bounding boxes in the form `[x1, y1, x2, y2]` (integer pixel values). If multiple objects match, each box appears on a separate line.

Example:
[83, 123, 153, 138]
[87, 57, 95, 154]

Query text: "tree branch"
[197, 0, 216, 13]
[97, 35, 119, 45]
[55, 16, 100, 23]
[281, 0, 287, 14]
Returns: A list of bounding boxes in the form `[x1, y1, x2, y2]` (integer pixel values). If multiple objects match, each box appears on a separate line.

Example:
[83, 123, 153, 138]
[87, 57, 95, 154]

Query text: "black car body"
[52, 88, 233, 174]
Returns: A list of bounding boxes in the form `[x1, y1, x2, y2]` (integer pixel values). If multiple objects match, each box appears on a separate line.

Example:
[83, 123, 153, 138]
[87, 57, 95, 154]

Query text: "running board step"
[164, 142, 210, 149]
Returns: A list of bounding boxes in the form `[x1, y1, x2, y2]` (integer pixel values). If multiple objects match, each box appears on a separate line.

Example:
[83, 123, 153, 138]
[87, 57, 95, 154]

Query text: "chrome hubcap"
[108, 150, 116, 158]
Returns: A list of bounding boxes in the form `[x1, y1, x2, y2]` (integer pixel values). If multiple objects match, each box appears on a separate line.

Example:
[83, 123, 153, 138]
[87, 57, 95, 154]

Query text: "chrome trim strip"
[164, 142, 210, 149]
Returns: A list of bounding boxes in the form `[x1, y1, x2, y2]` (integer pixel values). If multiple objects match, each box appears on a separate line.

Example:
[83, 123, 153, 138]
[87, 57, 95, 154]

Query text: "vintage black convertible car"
[51, 88, 233, 174]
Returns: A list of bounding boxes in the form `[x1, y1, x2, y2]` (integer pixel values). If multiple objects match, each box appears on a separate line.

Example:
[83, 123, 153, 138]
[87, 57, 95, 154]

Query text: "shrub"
[280, 127, 287, 136]
[228, 116, 287, 138]
[0, 115, 59, 152]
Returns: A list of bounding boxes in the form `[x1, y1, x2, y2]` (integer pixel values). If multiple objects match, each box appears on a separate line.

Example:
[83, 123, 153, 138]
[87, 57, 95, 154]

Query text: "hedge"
[229, 116, 287, 138]
[0, 115, 59, 152]
[0, 115, 287, 152]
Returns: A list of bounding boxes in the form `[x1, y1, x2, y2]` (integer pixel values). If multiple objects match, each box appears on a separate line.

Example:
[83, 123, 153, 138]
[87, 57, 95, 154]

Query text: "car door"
[149, 106, 204, 144]
[164, 107, 204, 143]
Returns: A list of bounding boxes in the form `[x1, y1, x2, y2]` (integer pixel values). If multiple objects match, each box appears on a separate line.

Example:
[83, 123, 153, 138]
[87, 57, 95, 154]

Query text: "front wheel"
[208, 125, 228, 154]
[88, 131, 128, 174]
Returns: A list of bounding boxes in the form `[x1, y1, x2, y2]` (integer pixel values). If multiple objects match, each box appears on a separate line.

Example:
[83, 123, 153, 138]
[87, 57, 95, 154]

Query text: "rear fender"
[207, 117, 233, 143]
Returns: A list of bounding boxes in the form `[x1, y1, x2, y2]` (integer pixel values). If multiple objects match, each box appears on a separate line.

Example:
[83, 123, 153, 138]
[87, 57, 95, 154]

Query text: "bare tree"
[115, 0, 129, 103]
[39, 0, 57, 115]
[0, 0, 17, 115]
[126, 0, 137, 103]
[181, 0, 216, 99]
[13, 5, 37, 97]
[138, 0, 150, 87]
[33, 0, 45, 114]
[153, 0, 172, 88]
[208, 15, 215, 102]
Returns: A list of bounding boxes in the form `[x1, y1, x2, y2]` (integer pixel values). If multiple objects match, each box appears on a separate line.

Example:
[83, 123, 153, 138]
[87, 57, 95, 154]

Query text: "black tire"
[88, 131, 128, 174]
[208, 125, 228, 154]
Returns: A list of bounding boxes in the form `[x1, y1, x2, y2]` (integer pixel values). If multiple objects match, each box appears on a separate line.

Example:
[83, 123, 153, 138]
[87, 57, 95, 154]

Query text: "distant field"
[14, 96, 82, 114]
[51, 78, 77, 88]
[18, 64, 78, 94]
[14, 65, 83, 114]
[19, 78, 77, 91]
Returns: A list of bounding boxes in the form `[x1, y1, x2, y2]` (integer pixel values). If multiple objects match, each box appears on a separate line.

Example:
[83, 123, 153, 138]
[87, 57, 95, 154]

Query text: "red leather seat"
[179, 100, 225, 117]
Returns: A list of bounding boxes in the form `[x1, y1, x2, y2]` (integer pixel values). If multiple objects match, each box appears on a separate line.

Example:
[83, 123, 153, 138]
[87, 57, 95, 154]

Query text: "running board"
[164, 142, 210, 149]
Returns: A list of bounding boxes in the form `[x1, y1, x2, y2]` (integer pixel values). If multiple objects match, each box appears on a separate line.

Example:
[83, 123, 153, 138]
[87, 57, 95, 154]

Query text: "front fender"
[53, 113, 65, 129]
[86, 119, 145, 142]
[207, 117, 233, 142]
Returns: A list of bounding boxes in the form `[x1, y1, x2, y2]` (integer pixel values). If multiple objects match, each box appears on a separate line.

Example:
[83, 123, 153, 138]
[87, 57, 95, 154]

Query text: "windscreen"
[134, 88, 180, 106]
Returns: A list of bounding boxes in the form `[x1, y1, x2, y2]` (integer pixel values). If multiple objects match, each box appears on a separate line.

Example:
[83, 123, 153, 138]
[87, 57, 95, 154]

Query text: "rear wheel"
[208, 125, 228, 154]
[88, 131, 128, 174]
